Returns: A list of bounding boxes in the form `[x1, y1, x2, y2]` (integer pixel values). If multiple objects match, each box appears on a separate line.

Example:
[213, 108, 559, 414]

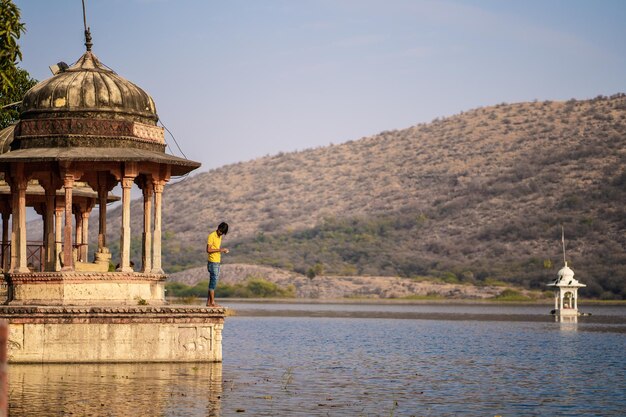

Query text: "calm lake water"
[9, 302, 626, 416]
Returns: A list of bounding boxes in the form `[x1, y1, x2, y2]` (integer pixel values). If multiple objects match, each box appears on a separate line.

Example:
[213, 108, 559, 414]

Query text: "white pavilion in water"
[547, 261, 586, 317]
[547, 228, 586, 318]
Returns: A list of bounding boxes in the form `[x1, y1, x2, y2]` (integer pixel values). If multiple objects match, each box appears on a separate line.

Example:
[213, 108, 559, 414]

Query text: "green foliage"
[217, 277, 296, 298]
[0, 67, 36, 129]
[161, 230, 205, 273]
[0, 1, 36, 129]
[306, 262, 324, 279]
[165, 280, 208, 298]
[439, 271, 459, 284]
[228, 213, 430, 279]
[401, 293, 445, 300]
[0, 0, 25, 93]
[490, 289, 532, 302]
[482, 278, 508, 287]
[166, 277, 296, 299]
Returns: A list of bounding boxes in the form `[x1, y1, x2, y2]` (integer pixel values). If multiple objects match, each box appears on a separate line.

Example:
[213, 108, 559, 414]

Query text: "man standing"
[206, 222, 229, 307]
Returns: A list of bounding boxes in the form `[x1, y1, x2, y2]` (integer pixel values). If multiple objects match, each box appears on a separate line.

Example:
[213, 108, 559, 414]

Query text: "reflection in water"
[556, 314, 578, 324]
[557, 315, 579, 332]
[6, 304, 626, 416]
[9, 362, 222, 417]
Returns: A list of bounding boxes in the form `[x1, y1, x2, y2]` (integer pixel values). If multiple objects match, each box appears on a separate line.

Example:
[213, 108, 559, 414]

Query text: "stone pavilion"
[0, 36, 225, 362]
[547, 261, 586, 318]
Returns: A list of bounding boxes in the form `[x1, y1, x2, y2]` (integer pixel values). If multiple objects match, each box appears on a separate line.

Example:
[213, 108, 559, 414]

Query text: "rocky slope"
[103, 94, 625, 298]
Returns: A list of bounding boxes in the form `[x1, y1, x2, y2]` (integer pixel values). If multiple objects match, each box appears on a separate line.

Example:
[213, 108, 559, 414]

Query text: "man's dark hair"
[217, 222, 229, 235]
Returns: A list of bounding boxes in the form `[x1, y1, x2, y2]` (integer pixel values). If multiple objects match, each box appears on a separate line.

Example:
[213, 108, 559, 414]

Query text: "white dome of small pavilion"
[550, 262, 586, 288]
[558, 263, 575, 281]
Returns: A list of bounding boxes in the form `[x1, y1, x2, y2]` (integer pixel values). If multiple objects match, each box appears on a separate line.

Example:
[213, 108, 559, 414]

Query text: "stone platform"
[0, 305, 225, 363]
[6, 272, 168, 306]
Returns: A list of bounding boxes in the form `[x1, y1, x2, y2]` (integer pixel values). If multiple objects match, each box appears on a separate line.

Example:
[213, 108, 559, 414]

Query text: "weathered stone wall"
[7, 272, 166, 306]
[0, 306, 225, 363]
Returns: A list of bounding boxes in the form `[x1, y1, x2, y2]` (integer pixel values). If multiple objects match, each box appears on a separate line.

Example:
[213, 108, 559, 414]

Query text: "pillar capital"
[152, 180, 166, 194]
[124, 162, 139, 178]
[59, 161, 83, 181]
[121, 177, 134, 189]
[63, 174, 75, 189]
[38, 172, 61, 195]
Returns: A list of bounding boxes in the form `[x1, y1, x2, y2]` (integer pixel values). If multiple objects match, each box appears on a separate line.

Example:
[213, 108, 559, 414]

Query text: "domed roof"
[0, 47, 200, 176]
[0, 124, 15, 153]
[548, 262, 586, 287]
[20, 51, 157, 123]
[557, 264, 575, 281]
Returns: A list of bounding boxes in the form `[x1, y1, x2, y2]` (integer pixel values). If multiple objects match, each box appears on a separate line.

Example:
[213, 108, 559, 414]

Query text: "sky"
[13, 0, 626, 174]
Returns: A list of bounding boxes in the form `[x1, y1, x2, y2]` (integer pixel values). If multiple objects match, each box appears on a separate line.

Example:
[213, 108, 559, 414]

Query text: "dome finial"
[561, 225, 566, 266]
[82, 0, 93, 51]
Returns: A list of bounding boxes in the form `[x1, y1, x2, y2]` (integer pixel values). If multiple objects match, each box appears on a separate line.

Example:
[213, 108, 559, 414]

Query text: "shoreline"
[166, 296, 626, 306]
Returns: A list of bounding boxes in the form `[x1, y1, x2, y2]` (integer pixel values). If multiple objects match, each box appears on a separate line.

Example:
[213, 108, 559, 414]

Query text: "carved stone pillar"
[74, 208, 83, 262]
[55, 202, 63, 271]
[81, 206, 92, 262]
[9, 187, 17, 272]
[8, 167, 30, 274]
[97, 172, 109, 251]
[44, 187, 56, 271]
[118, 177, 134, 272]
[1, 210, 9, 273]
[152, 181, 165, 274]
[141, 181, 153, 273]
[62, 174, 75, 271]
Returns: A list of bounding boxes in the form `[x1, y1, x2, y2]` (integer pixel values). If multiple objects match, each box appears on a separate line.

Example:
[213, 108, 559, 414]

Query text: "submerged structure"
[547, 229, 586, 319]
[547, 262, 586, 318]
[0, 31, 225, 362]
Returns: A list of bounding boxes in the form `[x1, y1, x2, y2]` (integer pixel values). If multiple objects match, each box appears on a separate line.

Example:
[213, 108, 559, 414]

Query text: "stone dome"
[13, 51, 166, 153]
[550, 262, 585, 287]
[0, 124, 14, 154]
[1, 48, 199, 176]
[557, 264, 575, 281]
[20, 51, 157, 123]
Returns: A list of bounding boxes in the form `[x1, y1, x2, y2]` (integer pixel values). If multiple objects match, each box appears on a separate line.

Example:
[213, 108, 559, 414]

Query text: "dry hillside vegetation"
[104, 94, 626, 298]
[169, 264, 529, 300]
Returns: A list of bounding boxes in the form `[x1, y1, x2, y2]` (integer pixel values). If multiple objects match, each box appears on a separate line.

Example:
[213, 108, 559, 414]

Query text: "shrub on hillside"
[217, 277, 296, 298]
[166, 278, 296, 298]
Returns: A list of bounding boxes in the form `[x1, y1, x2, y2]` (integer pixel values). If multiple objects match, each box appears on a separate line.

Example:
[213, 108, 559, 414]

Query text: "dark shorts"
[207, 262, 221, 290]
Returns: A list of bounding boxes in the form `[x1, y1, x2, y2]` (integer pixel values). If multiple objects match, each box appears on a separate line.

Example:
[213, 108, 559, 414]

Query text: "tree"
[0, 67, 36, 129]
[0, 0, 37, 129]
[0, 0, 26, 93]
[306, 262, 324, 279]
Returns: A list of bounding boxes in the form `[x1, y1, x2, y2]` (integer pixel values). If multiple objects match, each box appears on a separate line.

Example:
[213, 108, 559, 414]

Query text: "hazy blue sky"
[14, 0, 626, 174]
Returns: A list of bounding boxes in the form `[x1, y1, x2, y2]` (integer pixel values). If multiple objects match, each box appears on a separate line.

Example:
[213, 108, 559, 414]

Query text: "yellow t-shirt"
[207, 231, 222, 263]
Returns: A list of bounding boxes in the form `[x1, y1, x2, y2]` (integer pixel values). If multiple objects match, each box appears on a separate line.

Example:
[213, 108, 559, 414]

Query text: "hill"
[105, 94, 626, 299]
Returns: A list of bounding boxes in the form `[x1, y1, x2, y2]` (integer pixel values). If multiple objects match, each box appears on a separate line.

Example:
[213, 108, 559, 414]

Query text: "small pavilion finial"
[82, 0, 93, 51]
[561, 225, 566, 266]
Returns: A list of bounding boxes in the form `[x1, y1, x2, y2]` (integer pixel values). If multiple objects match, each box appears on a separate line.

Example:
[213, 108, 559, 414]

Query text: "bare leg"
[207, 289, 217, 307]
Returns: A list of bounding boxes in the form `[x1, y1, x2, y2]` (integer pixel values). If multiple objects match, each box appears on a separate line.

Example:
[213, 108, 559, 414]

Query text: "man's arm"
[207, 242, 229, 254]
[207, 245, 227, 253]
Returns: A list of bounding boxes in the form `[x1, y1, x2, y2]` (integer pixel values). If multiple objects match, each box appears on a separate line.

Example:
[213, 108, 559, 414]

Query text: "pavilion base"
[0, 305, 225, 363]
[553, 308, 580, 317]
[5, 272, 168, 306]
